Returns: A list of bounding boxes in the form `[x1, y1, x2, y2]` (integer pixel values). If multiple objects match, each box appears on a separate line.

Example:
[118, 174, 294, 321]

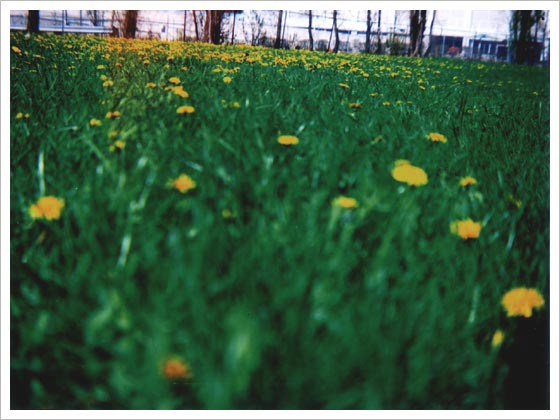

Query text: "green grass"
[10, 32, 550, 409]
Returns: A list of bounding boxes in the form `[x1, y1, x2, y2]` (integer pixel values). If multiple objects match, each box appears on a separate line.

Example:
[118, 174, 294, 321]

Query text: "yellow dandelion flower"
[162, 357, 193, 380]
[105, 111, 121, 119]
[100, 75, 108, 81]
[369, 93, 379, 97]
[427, 132, 447, 143]
[491, 329, 505, 348]
[171, 174, 196, 193]
[143, 60, 150, 65]
[450, 218, 482, 240]
[97, 64, 105, 70]
[501, 287, 545, 318]
[277, 135, 299, 146]
[16, 112, 23, 119]
[391, 160, 428, 186]
[176, 105, 195, 114]
[181, 66, 188, 71]
[466, 79, 472, 84]
[110, 140, 126, 152]
[115, 62, 123, 68]
[231, 101, 240, 108]
[89, 118, 102, 127]
[24, 113, 30, 119]
[349, 102, 361, 109]
[419, 85, 426, 91]
[145, 82, 157, 88]
[459, 176, 477, 187]
[339, 83, 350, 89]
[382, 101, 391, 106]
[28, 196, 65, 220]
[103, 80, 114, 87]
[11, 46, 22, 54]
[171, 86, 189, 98]
[223, 76, 232, 83]
[169, 77, 181, 85]
[332, 196, 358, 209]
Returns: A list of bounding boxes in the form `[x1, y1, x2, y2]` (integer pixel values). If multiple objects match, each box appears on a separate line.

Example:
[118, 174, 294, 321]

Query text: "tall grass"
[10, 32, 549, 409]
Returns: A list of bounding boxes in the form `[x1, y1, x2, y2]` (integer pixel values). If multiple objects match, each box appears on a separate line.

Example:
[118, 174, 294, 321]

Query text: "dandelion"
[11, 46, 22, 54]
[16, 112, 23, 119]
[491, 329, 505, 348]
[391, 160, 428, 186]
[171, 174, 196, 193]
[277, 135, 299, 146]
[382, 101, 391, 106]
[466, 79, 472, 84]
[349, 102, 361, 109]
[162, 357, 193, 380]
[419, 85, 426, 91]
[181, 66, 188, 71]
[106, 111, 121, 119]
[176, 105, 195, 114]
[102, 80, 114, 87]
[169, 77, 181, 85]
[171, 86, 189, 98]
[223, 76, 232, 83]
[89, 118, 102, 127]
[100, 75, 108, 81]
[427, 132, 447, 143]
[450, 218, 482, 240]
[501, 287, 545, 318]
[143, 60, 150, 65]
[96, 64, 105, 70]
[369, 92, 378, 97]
[332, 196, 358, 209]
[115, 62, 123, 68]
[145, 82, 157, 88]
[28, 196, 65, 220]
[339, 83, 350, 89]
[459, 176, 477, 187]
[109, 140, 126, 152]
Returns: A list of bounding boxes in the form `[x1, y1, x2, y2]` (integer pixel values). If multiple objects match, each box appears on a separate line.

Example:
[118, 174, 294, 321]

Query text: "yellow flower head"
[169, 77, 181, 85]
[391, 160, 428, 186]
[339, 83, 350, 89]
[332, 196, 358, 209]
[491, 329, 505, 348]
[97, 64, 105, 70]
[349, 102, 361, 109]
[501, 287, 545, 318]
[382, 101, 391, 106]
[105, 111, 121, 119]
[16, 112, 23, 119]
[223, 76, 232, 83]
[102, 80, 114, 87]
[145, 82, 157, 88]
[109, 140, 126, 152]
[277, 135, 299, 146]
[427, 132, 447, 143]
[171, 174, 196, 193]
[171, 86, 189, 98]
[11, 46, 22, 54]
[450, 218, 482, 240]
[89, 118, 102, 127]
[459, 176, 477, 187]
[162, 357, 192, 380]
[28, 196, 65, 220]
[176, 105, 195, 114]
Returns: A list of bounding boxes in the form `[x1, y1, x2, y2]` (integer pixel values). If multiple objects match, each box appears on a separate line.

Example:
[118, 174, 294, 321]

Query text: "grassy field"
[10, 32, 550, 410]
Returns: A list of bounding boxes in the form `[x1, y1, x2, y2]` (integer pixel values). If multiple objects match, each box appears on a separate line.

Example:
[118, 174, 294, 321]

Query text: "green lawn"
[10, 32, 550, 409]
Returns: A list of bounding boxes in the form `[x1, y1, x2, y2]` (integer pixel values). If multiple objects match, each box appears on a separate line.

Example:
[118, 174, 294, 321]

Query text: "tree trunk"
[423, 10, 437, 56]
[27, 10, 40, 33]
[376, 10, 382, 54]
[274, 10, 283, 49]
[192, 11, 199, 41]
[333, 10, 340, 53]
[123, 10, 138, 39]
[365, 10, 372, 53]
[308, 10, 314, 51]
[409, 10, 426, 56]
[203, 11, 224, 44]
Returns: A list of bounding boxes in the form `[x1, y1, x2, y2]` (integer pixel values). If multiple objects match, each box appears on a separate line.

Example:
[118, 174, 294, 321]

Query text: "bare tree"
[192, 11, 200, 40]
[409, 10, 427, 56]
[203, 10, 225, 44]
[27, 10, 40, 33]
[365, 10, 372, 53]
[243, 11, 266, 46]
[423, 10, 437, 56]
[376, 10, 382, 54]
[332, 10, 340, 53]
[123, 10, 138, 39]
[274, 10, 283, 49]
[308, 10, 314, 51]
